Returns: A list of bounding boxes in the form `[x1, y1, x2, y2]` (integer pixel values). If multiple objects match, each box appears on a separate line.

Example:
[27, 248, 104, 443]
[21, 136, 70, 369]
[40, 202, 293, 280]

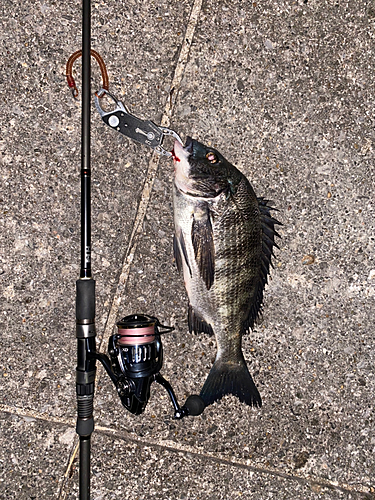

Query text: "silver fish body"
[172, 137, 280, 407]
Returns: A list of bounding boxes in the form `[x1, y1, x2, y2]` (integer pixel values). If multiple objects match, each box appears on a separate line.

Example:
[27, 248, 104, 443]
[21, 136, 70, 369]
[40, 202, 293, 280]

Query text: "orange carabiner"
[66, 49, 109, 99]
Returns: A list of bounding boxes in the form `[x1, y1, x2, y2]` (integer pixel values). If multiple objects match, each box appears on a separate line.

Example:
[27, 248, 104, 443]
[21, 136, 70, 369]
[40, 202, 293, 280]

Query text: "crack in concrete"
[0, 406, 372, 498]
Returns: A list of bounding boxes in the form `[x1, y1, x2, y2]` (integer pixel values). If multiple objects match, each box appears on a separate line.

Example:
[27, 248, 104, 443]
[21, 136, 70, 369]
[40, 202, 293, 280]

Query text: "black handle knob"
[183, 395, 205, 416]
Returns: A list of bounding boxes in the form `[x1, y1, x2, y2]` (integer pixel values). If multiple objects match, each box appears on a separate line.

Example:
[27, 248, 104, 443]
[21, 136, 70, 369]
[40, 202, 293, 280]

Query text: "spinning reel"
[95, 314, 204, 418]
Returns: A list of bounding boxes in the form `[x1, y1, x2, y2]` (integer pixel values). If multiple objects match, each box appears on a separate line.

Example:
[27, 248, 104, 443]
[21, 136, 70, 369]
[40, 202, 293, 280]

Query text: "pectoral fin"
[173, 234, 182, 272]
[191, 209, 215, 290]
[174, 231, 192, 277]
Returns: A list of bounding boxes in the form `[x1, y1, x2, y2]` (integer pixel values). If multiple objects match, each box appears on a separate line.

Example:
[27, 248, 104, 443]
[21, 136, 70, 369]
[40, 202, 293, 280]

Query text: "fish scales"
[172, 137, 280, 408]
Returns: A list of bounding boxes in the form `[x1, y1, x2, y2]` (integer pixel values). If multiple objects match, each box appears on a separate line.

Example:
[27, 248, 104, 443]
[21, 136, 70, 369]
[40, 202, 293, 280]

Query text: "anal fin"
[188, 304, 214, 336]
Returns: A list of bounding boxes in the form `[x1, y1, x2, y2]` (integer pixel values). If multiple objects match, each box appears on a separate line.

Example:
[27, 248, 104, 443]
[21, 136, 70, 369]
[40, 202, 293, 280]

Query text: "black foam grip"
[184, 395, 205, 416]
[76, 279, 96, 321]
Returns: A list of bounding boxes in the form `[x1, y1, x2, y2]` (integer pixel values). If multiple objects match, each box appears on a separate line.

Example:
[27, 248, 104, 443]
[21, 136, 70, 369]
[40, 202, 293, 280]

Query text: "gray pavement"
[0, 0, 374, 498]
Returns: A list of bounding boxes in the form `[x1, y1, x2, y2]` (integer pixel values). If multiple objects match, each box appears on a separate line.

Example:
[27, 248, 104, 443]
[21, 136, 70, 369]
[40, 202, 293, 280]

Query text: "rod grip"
[76, 279, 96, 321]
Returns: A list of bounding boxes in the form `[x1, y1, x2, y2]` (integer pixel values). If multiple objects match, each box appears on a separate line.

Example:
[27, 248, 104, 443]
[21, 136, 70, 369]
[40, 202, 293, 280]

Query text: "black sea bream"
[172, 137, 280, 407]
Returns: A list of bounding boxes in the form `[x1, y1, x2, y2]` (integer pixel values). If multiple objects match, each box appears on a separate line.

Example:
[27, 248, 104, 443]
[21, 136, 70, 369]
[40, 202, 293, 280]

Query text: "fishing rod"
[74, 1, 95, 499]
[71, 1, 204, 498]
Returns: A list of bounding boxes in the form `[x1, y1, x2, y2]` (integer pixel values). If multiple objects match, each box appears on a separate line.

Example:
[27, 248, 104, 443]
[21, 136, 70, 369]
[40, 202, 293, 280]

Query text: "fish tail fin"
[199, 357, 262, 408]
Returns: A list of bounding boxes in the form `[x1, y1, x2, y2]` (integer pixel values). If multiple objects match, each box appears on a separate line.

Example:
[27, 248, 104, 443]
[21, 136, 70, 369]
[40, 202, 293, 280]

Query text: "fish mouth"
[171, 146, 180, 162]
[173, 136, 196, 195]
[172, 136, 193, 163]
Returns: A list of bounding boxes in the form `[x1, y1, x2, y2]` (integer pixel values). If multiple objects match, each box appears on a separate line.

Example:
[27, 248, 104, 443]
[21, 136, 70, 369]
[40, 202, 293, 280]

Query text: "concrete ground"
[0, 0, 374, 498]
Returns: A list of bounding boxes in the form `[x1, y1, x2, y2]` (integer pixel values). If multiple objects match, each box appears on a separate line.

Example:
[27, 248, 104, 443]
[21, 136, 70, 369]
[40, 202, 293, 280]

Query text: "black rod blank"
[81, 0, 92, 278]
[79, 437, 91, 500]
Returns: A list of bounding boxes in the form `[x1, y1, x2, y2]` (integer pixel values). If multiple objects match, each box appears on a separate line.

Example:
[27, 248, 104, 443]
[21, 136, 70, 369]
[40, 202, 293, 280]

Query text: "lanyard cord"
[66, 49, 109, 99]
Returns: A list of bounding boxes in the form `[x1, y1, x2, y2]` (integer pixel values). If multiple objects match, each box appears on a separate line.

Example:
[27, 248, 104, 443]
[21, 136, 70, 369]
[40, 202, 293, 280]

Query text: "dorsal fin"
[243, 198, 281, 332]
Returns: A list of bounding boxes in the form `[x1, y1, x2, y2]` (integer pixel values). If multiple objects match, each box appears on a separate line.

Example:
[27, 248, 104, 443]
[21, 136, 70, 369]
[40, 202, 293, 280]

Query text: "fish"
[172, 136, 281, 408]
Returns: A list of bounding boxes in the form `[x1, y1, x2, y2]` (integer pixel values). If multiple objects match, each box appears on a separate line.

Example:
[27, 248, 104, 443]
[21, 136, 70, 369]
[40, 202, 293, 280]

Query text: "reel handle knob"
[182, 395, 205, 416]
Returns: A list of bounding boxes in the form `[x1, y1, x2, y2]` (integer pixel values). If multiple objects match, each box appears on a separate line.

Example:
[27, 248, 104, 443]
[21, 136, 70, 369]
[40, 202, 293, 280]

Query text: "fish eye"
[206, 152, 218, 164]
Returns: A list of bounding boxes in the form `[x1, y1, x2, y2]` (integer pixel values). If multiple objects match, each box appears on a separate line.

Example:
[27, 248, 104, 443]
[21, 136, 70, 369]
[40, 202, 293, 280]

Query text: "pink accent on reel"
[117, 326, 155, 345]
